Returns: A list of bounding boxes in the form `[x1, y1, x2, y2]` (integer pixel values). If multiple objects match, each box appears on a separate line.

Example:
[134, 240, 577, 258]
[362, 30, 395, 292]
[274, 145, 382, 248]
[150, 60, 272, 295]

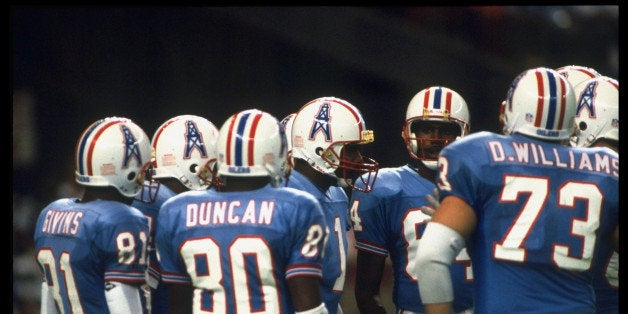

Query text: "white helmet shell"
[402, 86, 470, 170]
[290, 96, 378, 192]
[75, 117, 152, 198]
[152, 115, 220, 190]
[217, 109, 288, 187]
[504, 67, 576, 141]
[280, 113, 296, 151]
[556, 65, 601, 88]
[572, 76, 618, 147]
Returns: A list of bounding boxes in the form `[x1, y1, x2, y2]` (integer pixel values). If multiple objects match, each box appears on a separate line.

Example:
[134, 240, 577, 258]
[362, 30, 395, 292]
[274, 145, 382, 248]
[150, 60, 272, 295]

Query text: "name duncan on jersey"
[185, 200, 275, 227]
[487, 140, 619, 177]
[41, 210, 84, 235]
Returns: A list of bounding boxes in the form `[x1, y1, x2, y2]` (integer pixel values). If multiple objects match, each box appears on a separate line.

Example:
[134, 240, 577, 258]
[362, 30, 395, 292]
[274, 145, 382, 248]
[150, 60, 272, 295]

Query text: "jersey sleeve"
[154, 198, 192, 284]
[285, 195, 327, 280]
[96, 209, 150, 284]
[436, 139, 483, 209]
[351, 188, 390, 256]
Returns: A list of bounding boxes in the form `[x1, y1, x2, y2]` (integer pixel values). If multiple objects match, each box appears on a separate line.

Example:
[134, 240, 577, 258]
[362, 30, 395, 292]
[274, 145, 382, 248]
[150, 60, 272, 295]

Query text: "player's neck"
[79, 187, 133, 204]
[293, 159, 336, 191]
[415, 162, 436, 183]
[218, 176, 270, 192]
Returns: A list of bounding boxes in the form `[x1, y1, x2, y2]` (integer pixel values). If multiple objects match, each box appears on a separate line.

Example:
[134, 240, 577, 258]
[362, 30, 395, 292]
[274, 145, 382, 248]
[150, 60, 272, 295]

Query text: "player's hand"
[421, 188, 440, 218]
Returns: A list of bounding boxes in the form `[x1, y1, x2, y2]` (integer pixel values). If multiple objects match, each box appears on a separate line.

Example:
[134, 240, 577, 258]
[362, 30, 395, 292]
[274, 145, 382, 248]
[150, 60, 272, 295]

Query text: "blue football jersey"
[34, 198, 150, 313]
[437, 132, 619, 313]
[155, 185, 327, 313]
[287, 170, 350, 314]
[592, 242, 618, 313]
[350, 165, 473, 312]
[132, 182, 178, 314]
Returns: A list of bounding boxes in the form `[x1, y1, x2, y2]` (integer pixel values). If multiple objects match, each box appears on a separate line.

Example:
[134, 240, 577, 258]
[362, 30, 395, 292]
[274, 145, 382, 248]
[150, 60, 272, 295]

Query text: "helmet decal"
[76, 119, 105, 176]
[217, 109, 287, 186]
[576, 80, 597, 118]
[524, 71, 566, 129]
[309, 103, 332, 142]
[122, 124, 143, 169]
[531, 70, 567, 131]
[226, 110, 263, 167]
[184, 120, 208, 159]
[423, 87, 452, 113]
[77, 119, 123, 176]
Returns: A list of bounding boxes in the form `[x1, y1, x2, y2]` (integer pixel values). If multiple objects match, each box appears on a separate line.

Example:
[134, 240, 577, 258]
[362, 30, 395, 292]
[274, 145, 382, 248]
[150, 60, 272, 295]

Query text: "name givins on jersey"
[41, 210, 84, 235]
[185, 200, 274, 227]
[488, 140, 618, 178]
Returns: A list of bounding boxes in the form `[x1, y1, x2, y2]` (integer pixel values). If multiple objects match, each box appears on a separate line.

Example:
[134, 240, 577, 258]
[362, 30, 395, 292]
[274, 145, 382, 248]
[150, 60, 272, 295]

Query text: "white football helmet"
[556, 65, 601, 88]
[151, 115, 220, 190]
[503, 67, 576, 141]
[75, 117, 152, 198]
[571, 76, 618, 147]
[280, 112, 296, 151]
[291, 96, 379, 192]
[402, 86, 470, 170]
[217, 109, 288, 187]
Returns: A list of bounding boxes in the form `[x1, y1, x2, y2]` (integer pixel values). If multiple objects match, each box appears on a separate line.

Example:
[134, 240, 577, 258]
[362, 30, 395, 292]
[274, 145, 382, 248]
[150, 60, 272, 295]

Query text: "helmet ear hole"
[189, 164, 198, 173]
[315, 147, 324, 156]
[127, 172, 136, 181]
[579, 121, 588, 131]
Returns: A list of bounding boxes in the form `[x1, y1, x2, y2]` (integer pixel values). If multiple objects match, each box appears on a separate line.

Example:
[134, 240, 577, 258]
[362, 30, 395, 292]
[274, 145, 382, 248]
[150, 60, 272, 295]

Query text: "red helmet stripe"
[557, 78, 566, 129]
[445, 90, 452, 113]
[86, 120, 120, 176]
[423, 89, 431, 111]
[247, 112, 263, 166]
[534, 71, 545, 127]
[225, 112, 239, 165]
[333, 98, 364, 132]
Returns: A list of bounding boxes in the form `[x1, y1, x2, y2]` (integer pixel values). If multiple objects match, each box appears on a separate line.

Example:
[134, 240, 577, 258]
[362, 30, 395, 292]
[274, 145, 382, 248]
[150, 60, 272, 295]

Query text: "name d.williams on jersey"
[486, 138, 618, 177]
[184, 199, 275, 227]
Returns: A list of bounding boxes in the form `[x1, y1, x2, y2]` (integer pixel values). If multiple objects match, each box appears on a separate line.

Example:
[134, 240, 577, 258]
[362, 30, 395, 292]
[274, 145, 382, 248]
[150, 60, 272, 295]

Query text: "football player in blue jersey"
[287, 97, 380, 314]
[155, 109, 329, 313]
[132, 114, 220, 314]
[415, 67, 619, 314]
[34, 117, 153, 314]
[349, 86, 474, 314]
[571, 76, 619, 314]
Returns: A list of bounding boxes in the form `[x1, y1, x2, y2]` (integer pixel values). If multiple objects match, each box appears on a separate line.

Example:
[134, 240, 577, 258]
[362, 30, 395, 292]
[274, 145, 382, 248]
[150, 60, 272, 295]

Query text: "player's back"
[287, 169, 349, 312]
[156, 184, 327, 313]
[34, 198, 149, 313]
[351, 165, 473, 312]
[132, 182, 177, 313]
[439, 131, 619, 313]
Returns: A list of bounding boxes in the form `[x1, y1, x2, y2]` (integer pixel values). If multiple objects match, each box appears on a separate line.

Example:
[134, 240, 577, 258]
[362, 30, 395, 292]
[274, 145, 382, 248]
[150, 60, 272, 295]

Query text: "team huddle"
[33, 65, 618, 314]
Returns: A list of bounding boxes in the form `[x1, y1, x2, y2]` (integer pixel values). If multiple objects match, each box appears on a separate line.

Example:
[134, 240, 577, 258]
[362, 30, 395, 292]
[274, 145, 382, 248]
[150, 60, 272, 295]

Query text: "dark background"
[13, 6, 618, 198]
[12, 6, 618, 313]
